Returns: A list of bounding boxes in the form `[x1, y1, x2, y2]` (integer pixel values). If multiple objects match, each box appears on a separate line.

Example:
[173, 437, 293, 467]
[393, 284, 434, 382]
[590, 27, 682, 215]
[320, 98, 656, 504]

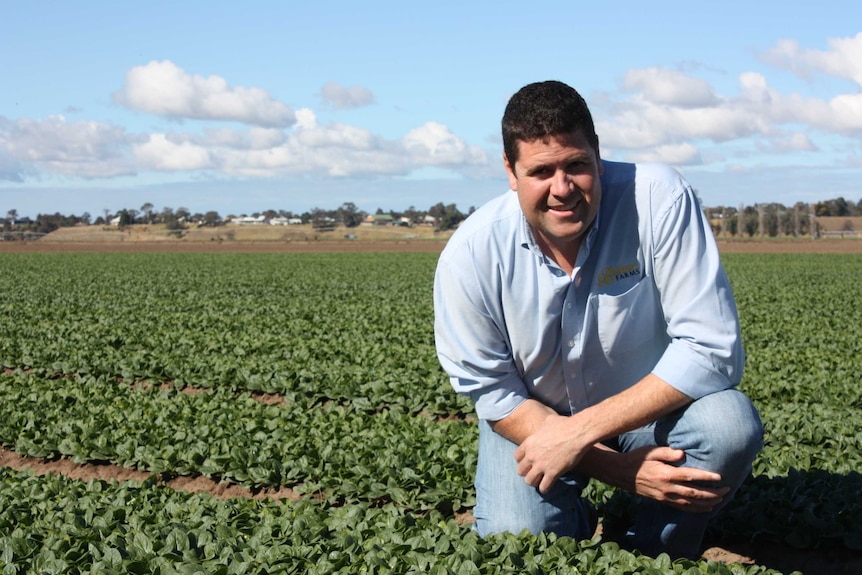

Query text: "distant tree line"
[2, 201, 476, 236]
[704, 197, 862, 238]
[4, 196, 860, 238]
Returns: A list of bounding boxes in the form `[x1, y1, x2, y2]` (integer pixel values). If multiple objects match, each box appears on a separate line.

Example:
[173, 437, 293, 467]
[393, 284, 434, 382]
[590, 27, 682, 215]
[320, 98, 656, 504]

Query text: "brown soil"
[0, 445, 301, 501]
[2, 235, 861, 573]
[1, 237, 861, 254]
[0, 239, 450, 254]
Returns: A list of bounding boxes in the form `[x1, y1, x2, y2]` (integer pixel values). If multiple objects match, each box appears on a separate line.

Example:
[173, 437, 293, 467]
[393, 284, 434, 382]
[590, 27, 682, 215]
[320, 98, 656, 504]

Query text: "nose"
[550, 169, 571, 197]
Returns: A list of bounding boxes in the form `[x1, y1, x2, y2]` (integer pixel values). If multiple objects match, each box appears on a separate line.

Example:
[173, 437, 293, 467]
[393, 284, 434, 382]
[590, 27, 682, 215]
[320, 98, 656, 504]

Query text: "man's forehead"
[515, 131, 595, 160]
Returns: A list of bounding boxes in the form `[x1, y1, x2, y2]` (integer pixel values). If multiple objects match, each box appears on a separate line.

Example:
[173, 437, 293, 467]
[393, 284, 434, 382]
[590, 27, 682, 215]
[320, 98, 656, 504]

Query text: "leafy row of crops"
[1, 251, 860, 573]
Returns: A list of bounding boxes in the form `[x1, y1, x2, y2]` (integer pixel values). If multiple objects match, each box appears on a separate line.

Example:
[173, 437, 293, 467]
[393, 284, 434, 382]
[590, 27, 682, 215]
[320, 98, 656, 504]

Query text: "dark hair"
[502, 80, 599, 168]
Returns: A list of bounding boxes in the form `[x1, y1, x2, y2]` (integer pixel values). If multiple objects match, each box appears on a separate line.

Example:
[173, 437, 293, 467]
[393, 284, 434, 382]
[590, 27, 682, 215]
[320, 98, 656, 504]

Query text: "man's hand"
[616, 446, 729, 512]
[513, 413, 590, 493]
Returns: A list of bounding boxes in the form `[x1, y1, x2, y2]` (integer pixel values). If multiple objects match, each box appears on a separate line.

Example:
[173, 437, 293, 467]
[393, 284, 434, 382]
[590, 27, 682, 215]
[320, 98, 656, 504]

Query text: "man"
[433, 80, 763, 559]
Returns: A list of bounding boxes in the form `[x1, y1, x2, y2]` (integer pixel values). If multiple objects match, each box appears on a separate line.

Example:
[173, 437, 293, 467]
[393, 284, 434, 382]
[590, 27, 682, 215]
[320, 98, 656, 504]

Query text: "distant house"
[233, 216, 267, 225]
[269, 217, 290, 226]
[364, 214, 394, 226]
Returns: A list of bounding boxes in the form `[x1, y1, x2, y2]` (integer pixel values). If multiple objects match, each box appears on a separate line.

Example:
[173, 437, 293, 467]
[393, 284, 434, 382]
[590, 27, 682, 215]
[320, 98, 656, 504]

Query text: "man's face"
[504, 130, 603, 260]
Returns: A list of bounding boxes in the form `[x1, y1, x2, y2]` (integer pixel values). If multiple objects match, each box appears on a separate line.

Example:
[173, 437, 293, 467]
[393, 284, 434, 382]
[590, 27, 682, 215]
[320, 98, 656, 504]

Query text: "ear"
[503, 152, 518, 191]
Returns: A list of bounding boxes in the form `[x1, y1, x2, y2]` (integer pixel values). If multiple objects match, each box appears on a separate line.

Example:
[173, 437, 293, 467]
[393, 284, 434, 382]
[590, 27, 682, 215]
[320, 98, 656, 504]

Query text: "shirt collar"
[518, 205, 603, 266]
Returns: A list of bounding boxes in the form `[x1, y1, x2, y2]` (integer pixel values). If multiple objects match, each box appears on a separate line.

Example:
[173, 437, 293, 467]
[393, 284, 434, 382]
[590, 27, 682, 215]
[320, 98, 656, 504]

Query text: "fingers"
[514, 446, 559, 494]
[669, 466, 723, 484]
[642, 446, 685, 463]
[662, 482, 730, 512]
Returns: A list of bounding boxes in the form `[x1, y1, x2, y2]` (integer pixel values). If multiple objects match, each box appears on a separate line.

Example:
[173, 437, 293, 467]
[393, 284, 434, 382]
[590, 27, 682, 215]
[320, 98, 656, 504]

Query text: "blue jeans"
[472, 389, 763, 559]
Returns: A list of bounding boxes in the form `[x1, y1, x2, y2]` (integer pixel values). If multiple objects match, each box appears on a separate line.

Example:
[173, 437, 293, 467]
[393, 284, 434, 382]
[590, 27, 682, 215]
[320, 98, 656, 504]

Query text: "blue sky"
[2, 1, 861, 219]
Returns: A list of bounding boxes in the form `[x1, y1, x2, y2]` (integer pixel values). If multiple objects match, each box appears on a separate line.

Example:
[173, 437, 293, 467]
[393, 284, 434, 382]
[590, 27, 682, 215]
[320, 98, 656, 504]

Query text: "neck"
[533, 231, 581, 276]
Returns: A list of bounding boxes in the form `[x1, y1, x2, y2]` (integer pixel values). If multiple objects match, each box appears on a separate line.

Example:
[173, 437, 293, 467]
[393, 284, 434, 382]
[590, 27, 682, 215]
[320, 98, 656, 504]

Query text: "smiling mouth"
[548, 200, 580, 212]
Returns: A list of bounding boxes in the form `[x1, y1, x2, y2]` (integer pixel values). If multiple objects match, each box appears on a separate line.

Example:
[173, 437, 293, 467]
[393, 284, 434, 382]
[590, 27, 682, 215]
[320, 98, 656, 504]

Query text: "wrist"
[578, 446, 636, 492]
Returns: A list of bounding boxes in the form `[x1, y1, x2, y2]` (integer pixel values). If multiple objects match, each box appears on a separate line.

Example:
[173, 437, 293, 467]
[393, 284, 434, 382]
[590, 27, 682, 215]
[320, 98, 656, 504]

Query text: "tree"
[202, 211, 221, 227]
[814, 201, 831, 217]
[742, 206, 759, 237]
[117, 210, 133, 228]
[140, 202, 154, 224]
[160, 207, 174, 224]
[761, 204, 780, 237]
[832, 196, 850, 217]
[337, 202, 363, 227]
[403, 205, 419, 224]
[428, 202, 465, 231]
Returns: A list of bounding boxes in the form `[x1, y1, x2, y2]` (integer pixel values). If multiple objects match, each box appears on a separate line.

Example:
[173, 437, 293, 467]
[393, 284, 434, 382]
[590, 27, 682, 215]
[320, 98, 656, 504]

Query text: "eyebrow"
[523, 153, 591, 176]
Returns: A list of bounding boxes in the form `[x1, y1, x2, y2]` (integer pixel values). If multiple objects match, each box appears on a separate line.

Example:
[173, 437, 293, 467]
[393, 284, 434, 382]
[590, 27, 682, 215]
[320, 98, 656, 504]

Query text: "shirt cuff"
[464, 372, 530, 421]
[652, 341, 735, 399]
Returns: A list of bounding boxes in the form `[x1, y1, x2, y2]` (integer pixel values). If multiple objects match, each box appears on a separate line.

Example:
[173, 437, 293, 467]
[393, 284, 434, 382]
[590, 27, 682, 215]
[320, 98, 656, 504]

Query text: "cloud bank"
[113, 60, 296, 128]
[4, 34, 862, 184]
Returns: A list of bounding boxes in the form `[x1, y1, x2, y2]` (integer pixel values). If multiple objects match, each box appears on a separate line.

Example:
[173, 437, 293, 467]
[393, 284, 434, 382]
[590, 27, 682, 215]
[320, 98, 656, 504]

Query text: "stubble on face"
[504, 131, 602, 271]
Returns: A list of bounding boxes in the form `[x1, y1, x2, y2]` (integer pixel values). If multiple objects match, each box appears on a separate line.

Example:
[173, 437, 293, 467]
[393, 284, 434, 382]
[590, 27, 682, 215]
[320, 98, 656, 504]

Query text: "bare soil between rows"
[2, 237, 861, 573]
[2, 445, 859, 574]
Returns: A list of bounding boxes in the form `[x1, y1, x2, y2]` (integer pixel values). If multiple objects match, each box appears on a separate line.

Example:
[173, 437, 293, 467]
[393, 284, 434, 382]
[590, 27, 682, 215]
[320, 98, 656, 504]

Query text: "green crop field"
[0, 252, 859, 574]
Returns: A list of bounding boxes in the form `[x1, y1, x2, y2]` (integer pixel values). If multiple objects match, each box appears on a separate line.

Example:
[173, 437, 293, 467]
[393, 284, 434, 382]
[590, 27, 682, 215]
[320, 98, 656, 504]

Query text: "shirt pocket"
[594, 276, 662, 358]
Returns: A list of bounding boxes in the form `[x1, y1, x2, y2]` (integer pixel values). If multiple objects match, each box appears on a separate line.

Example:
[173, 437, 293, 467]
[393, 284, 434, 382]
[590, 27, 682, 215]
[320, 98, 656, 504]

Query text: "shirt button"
[567, 340, 575, 348]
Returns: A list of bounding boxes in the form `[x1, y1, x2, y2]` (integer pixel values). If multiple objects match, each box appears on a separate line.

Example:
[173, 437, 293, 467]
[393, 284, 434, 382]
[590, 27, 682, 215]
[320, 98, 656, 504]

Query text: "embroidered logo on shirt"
[597, 262, 641, 287]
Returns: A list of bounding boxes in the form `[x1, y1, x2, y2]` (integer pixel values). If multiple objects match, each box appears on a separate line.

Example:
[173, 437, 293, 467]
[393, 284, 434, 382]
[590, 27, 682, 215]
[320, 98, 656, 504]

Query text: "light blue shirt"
[434, 161, 744, 422]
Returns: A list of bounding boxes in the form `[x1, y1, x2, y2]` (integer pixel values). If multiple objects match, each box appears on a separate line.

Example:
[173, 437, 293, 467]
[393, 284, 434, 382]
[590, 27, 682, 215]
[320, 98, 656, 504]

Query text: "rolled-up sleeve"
[649, 174, 744, 399]
[434, 250, 529, 421]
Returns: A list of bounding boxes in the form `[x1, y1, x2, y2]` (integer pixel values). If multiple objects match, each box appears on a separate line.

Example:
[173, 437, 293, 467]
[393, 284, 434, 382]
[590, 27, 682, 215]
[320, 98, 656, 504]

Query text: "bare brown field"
[1, 222, 861, 254]
[816, 216, 862, 232]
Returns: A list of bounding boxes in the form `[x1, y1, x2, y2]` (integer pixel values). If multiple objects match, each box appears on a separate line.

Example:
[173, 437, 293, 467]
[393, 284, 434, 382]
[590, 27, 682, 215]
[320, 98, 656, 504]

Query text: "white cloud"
[295, 120, 379, 151]
[134, 134, 211, 171]
[319, 82, 375, 109]
[294, 108, 318, 130]
[623, 67, 718, 108]
[761, 33, 862, 87]
[0, 115, 135, 178]
[627, 142, 702, 165]
[403, 122, 487, 166]
[597, 98, 764, 149]
[113, 60, 295, 128]
[189, 127, 287, 150]
[598, 57, 862, 168]
[123, 117, 488, 180]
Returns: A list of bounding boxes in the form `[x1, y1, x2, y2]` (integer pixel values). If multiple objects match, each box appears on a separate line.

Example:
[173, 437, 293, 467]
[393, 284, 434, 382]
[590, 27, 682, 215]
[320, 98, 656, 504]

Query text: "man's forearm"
[512, 373, 693, 493]
[491, 373, 691, 448]
[489, 398, 556, 444]
[567, 373, 692, 448]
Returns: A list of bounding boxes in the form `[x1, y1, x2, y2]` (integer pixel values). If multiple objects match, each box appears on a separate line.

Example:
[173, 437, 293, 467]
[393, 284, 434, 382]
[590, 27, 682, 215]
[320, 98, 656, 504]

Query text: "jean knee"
[665, 390, 763, 477]
[474, 480, 591, 539]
